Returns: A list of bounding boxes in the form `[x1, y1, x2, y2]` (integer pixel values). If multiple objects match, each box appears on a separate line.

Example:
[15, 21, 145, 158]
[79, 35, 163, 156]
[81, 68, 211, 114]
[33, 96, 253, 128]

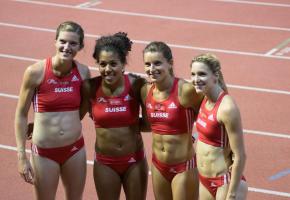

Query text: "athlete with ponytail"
[191, 53, 248, 200]
[141, 41, 203, 200]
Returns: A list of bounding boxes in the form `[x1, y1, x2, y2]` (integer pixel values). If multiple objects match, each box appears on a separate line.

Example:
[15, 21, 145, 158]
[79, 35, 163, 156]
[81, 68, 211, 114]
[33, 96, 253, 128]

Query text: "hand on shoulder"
[179, 79, 203, 109]
[75, 61, 90, 80]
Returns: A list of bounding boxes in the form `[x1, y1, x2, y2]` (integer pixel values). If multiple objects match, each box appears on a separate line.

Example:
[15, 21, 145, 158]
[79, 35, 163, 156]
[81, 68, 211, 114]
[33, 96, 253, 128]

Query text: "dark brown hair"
[56, 21, 84, 49]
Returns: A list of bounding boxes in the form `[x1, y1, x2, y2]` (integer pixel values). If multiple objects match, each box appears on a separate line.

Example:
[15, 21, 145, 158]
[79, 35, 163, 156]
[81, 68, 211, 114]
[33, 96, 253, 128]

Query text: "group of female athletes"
[15, 21, 248, 200]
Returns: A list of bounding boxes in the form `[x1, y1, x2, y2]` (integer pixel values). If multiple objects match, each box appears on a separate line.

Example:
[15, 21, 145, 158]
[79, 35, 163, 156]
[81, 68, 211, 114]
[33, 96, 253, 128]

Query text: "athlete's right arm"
[14, 63, 43, 184]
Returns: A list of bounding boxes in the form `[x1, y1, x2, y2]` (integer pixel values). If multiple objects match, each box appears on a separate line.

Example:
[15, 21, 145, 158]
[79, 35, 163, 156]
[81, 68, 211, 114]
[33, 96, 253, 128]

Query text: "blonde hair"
[191, 53, 228, 92]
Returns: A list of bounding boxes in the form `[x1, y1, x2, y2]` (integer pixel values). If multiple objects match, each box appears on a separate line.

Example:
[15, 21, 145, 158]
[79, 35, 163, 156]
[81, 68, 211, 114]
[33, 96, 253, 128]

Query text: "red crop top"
[33, 58, 82, 112]
[196, 92, 229, 147]
[145, 78, 195, 135]
[90, 75, 140, 128]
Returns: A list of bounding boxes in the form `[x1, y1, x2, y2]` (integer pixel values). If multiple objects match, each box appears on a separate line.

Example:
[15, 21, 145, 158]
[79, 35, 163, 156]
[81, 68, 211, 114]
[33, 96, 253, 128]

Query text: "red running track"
[0, 0, 290, 199]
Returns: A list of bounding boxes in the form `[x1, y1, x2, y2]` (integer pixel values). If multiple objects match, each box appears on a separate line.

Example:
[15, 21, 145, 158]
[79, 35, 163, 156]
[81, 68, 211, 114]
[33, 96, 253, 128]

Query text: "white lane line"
[244, 129, 290, 139]
[265, 38, 290, 56]
[0, 93, 19, 99]
[12, 0, 290, 32]
[1, 22, 290, 61]
[213, 0, 290, 8]
[1, 143, 290, 197]
[1, 53, 290, 96]
[1, 91, 289, 139]
[75, 0, 102, 8]
[0, 53, 39, 62]
[248, 187, 290, 198]
[0, 22, 55, 33]
[225, 84, 290, 95]
[265, 48, 279, 56]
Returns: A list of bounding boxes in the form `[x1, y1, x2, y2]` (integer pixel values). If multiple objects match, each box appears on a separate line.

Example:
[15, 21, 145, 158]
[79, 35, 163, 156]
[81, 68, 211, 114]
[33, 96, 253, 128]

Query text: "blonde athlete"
[191, 53, 248, 200]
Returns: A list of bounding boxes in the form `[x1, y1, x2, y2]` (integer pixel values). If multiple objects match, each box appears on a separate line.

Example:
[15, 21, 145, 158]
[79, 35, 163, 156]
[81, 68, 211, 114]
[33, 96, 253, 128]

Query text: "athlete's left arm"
[218, 96, 246, 199]
[78, 64, 91, 120]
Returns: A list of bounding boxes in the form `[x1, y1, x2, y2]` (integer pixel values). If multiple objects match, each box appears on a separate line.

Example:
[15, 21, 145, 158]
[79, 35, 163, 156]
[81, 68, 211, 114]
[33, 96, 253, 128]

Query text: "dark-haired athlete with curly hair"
[88, 32, 148, 200]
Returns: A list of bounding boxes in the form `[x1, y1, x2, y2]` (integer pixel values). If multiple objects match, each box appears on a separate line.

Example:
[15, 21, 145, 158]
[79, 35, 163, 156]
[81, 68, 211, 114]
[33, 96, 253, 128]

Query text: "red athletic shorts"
[95, 150, 145, 176]
[199, 172, 246, 197]
[152, 153, 196, 182]
[31, 136, 84, 165]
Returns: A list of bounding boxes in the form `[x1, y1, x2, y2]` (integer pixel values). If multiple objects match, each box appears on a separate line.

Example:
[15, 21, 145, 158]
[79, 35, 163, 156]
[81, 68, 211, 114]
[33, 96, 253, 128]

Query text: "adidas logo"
[169, 168, 177, 173]
[71, 146, 79, 152]
[208, 114, 214, 121]
[71, 75, 79, 82]
[168, 102, 177, 109]
[147, 103, 153, 109]
[210, 182, 217, 187]
[124, 94, 132, 101]
[128, 157, 136, 163]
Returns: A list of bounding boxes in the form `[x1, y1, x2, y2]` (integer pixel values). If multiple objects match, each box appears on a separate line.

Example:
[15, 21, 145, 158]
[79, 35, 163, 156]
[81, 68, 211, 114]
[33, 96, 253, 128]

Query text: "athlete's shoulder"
[75, 60, 90, 80]
[218, 94, 240, 122]
[24, 59, 46, 86]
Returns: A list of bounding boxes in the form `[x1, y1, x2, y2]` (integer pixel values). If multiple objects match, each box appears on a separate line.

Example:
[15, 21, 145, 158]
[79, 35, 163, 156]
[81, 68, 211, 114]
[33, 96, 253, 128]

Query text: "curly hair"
[93, 32, 132, 65]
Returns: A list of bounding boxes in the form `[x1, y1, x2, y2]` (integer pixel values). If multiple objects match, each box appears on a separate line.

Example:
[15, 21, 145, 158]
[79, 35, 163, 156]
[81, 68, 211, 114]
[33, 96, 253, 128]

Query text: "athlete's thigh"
[216, 180, 248, 200]
[60, 148, 87, 200]
[216, 184, 228, 200]
[199, 181, 215, 200]
[151, 164, 173, 200]
[31, 154, 60, 200]
[123, 159, 148, 200]
[93, 161, 122, 200]
[172, 168, 199, 200]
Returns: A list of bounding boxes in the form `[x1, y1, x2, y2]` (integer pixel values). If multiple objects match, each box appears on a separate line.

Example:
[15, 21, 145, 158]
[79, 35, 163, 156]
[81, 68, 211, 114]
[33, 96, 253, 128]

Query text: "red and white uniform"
[152, 153, 196, 182]
[33, 58, 82, 112]
[31, 137, 85, 165]
[145, 78, 194, 135]
[196, 92, 229, 147]
[199, 171, 246, 198]
[90, 75, 139, 128]
[95, 150, 145, 176]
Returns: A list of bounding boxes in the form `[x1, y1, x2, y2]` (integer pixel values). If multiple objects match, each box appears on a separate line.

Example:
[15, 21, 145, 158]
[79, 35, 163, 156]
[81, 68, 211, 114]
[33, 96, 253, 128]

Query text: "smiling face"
[97, 50, 124, 86]
[191, 61, 217, 94]
[143, 51, 173, 83]
[55, 31, 81, 61]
